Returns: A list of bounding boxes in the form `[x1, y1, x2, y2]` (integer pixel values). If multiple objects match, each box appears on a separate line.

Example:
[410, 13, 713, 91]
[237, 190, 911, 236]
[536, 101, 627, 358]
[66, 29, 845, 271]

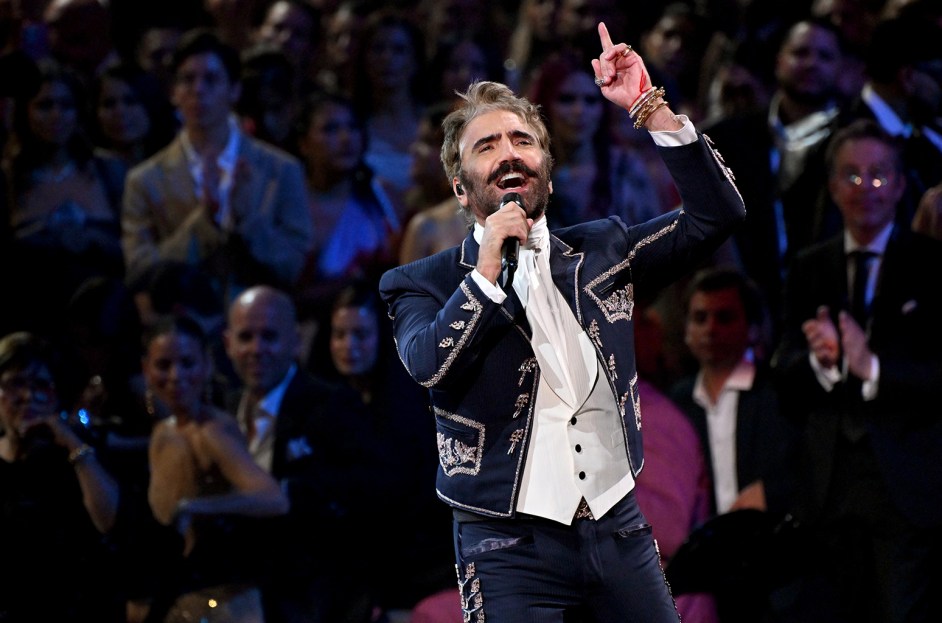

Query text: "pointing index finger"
[598, 21, 614, 50]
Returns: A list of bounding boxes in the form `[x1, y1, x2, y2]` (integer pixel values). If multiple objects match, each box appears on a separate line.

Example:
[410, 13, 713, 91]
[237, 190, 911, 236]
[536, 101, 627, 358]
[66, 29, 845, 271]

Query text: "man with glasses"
[771, 119, 942, 623]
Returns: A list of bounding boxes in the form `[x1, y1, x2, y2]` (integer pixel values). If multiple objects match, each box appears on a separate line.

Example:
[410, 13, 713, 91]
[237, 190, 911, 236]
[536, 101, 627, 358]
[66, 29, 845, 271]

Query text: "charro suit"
[122, 130, 312, 294]
[379, 134, 745, 519]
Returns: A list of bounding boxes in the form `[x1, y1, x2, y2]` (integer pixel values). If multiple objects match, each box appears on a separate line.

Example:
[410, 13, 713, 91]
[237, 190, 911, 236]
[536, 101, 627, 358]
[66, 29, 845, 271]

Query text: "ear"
[453, 178, 468, 207]
[548, 179, 553, 195]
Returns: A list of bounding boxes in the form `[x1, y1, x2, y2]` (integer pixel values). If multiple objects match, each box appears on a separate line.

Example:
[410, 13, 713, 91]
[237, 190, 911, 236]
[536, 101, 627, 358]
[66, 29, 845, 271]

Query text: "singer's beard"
[458, 158, 553, 221]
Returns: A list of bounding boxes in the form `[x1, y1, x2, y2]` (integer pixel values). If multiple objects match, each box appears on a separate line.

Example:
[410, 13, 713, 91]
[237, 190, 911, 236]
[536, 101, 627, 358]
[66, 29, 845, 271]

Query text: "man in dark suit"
[223, 285, 374, 623]
[670, 266, 798, 623]
[701, 18, 845, 338]
[671, 266, 796, 519]
[379, 22, 745, 622]
[772, 119, 942, 623]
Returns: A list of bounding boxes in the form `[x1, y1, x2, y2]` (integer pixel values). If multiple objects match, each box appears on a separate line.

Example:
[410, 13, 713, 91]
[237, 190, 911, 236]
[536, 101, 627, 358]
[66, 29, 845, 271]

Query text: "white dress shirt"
[238, 364, 297, 472]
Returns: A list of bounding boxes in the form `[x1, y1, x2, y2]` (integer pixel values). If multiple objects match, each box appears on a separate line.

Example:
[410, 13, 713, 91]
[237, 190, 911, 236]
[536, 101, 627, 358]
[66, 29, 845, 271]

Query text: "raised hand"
[590, 22, 650, 112]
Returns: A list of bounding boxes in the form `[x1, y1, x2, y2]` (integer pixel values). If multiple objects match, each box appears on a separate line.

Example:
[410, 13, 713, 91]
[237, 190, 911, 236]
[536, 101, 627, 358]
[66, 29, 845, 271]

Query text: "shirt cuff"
[471, 269, 507, 304]
[649, 115, 697, 147]
[809, 352, 841, 391]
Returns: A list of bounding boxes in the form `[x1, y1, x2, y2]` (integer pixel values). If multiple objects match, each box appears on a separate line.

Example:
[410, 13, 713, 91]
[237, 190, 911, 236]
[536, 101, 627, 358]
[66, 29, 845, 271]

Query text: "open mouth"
[496, 171, 526, 190]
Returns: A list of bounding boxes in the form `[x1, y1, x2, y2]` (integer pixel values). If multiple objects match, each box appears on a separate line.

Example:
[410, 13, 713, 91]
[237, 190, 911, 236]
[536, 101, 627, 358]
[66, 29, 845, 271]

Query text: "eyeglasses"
[837, 169, 895, 189]
[0, 376, 56, 401]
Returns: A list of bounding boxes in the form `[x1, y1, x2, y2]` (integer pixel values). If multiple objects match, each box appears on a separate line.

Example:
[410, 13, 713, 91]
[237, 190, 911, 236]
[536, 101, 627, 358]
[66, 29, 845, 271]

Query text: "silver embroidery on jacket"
[703, 133, 743, 206]
[436, 409, 485, 476]
[418, 282, 483, 388]
[518, 357, 537, 386]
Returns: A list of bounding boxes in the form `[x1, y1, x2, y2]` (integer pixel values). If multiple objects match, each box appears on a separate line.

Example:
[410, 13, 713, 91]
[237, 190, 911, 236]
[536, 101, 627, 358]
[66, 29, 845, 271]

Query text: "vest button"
[570, 416, 578, 425]
[579, 471, 586, 480]
[575, 444, 582, 452]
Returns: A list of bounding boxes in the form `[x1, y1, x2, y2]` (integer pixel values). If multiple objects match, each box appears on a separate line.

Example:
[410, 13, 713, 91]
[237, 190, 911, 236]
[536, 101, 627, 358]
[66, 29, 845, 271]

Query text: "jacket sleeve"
[380, 260, 516, 390]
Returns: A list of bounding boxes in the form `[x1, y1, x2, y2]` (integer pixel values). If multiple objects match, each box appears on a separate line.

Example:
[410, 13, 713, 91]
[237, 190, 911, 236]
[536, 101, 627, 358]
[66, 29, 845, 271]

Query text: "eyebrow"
[470, 129, 536, 153]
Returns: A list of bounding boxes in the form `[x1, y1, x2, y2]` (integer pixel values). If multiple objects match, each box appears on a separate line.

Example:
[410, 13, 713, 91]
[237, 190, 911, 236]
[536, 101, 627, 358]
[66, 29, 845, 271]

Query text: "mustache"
[486, 160, 539, 185]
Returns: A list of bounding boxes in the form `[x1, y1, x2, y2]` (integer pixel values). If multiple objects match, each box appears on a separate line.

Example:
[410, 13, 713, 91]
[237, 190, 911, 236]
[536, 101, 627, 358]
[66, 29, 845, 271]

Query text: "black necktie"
[850, 250, 876, 325]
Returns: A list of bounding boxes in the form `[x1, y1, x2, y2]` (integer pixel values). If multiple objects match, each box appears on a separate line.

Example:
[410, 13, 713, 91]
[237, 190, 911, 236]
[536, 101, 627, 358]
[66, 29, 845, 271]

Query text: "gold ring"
[622, 45, 632, 57]
[594, 76, 605, 87]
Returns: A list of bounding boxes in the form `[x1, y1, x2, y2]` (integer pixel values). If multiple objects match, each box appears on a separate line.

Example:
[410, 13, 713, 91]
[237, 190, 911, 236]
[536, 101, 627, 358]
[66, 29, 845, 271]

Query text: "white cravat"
[513, 224, 593, 409]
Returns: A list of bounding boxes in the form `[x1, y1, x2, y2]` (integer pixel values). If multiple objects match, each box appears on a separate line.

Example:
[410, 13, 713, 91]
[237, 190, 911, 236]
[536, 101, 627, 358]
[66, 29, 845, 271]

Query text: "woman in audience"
[351, 9, 427, 218]
[0, 331, 123, 621]
[2, 59, 127, 331]
[92, 60, 175, 167]
[292, 90, 400, 322]
[143, 314, 288, 623]
[309, 281, 454, 619]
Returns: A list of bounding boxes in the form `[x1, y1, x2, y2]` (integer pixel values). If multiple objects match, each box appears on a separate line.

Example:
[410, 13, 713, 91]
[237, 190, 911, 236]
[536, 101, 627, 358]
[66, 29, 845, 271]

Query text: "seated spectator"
[309, 281, 454, 618]
[92, 61, 176, 168]
[3, 58, 127, 333]
[671, 266, 799, 622]
[143, 313, 289, 623]
[224, 285, 378, 623]
[352, 9, 427, 218]
[292, 90, 400, 321]
[237, 44, 298, 152]
[0, 331, 122, 621]
[399, 102, 469, 264]
[121, 28, 313, 307]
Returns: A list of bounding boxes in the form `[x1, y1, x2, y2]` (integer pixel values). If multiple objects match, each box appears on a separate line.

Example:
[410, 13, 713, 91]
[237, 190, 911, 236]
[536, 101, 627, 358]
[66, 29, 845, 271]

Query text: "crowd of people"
[0, 0, 941, 622]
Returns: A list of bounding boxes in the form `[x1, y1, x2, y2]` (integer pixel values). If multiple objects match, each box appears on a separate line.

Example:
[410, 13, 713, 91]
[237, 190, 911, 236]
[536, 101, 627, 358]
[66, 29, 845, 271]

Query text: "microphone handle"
[502, 237, 519, 270]
[499, 192, 524, 290]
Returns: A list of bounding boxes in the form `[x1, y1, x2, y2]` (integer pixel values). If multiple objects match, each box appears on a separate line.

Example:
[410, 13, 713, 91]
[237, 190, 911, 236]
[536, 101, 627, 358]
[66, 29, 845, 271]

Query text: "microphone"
[500, 192, 524, 289]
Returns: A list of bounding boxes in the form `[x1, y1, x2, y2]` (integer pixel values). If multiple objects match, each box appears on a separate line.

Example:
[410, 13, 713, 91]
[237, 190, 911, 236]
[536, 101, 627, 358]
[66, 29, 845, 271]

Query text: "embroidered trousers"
[453, 492, 679, 623]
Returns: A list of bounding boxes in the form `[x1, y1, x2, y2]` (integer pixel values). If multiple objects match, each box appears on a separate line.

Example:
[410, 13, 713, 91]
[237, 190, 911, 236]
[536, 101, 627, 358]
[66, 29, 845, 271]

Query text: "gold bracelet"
[634, 100, 669, 130]
[629, 87, 657, 117]
[629, 86, 665, 119]
[68, 444, 95, 465]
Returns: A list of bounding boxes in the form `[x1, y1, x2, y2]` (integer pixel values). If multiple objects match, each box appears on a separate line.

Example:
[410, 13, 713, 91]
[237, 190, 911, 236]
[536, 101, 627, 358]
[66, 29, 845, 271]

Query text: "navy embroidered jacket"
[380, 134, 745, 518]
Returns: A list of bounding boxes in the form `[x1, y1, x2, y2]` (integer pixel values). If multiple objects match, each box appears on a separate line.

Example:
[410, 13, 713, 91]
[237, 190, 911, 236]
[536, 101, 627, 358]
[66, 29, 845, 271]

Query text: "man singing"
[380, 22, 745, 622]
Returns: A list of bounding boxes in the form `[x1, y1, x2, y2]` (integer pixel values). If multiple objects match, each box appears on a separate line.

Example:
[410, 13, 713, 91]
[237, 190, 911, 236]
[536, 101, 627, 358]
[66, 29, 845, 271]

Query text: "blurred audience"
[224, 285, 377, 623]
[352, 9, 427, 218]
[0, 330, 123, 621]
[772, 120, 942, 623]
[702, 17, 845, 338]
[121, 28, 313, 306]
[92, 60, 176, 167]
[292, 90, 400, 321]
[309, 281, 454, 617]
[143, 313, 289, 623]
[2, 58, 126, 333]
[399, 102, 469, 264]
[528, 50, 663, 228]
